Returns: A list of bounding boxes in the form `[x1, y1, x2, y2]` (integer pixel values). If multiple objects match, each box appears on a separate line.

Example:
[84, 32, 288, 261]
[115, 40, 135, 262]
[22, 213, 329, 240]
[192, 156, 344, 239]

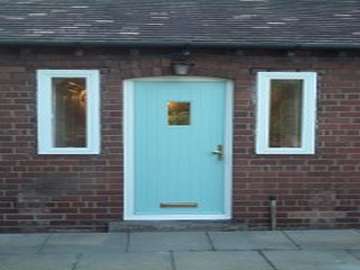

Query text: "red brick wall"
[0, 47, 359, 232]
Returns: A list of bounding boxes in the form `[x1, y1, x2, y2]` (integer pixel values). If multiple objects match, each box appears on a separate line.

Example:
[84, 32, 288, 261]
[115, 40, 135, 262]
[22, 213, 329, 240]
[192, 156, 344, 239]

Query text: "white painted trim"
[125, 76, 227, 82]
[123, 80, 135, 220]
[224, 80, 233, 219]
[125, 214, 231, 221]
[37, 69, 100, 155]
[256, 72, 317, 155]
[123, 76, 233, 220]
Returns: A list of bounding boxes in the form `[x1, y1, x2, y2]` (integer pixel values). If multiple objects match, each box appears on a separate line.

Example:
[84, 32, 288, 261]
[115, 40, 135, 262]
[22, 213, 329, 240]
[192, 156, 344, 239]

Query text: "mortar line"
[281, 231, 302, 250]
[205, 231, 216, 251]
[169, 250, 177, 270]
[258, 250, 279, 270]
[36, 233, 52, 254]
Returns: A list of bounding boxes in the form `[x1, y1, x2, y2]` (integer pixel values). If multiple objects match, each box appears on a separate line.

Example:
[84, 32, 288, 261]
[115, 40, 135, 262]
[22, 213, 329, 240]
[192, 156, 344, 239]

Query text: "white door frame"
[123, 76, 233, 220]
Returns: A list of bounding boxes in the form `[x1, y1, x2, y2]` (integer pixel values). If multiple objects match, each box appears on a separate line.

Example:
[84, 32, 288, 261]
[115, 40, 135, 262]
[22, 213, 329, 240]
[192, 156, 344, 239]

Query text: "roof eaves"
[0, 39, 359, 51]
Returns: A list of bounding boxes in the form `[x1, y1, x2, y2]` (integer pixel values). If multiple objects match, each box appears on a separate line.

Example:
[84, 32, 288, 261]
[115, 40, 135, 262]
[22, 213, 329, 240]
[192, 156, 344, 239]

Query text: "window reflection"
[269, 80, 303, 148]
[52, 78, 87, 147]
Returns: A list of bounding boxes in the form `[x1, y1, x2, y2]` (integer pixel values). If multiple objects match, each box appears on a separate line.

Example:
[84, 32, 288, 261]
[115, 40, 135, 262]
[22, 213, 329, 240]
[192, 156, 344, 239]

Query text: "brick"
[0, 47, 359, 232]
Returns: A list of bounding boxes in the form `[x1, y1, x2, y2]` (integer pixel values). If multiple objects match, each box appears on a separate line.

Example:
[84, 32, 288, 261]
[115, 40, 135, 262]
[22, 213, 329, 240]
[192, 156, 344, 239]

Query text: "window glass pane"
[52, 78, 87, 147]
[269, 80, 303, 148]
[168, 101, 191, 126]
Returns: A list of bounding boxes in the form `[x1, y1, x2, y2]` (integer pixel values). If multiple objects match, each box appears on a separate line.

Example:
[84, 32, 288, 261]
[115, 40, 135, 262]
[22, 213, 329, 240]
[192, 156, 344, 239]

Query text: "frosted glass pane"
[168, 101, 191, 126]
[52, 78, 87, 147]
[270, 80, 303, 148]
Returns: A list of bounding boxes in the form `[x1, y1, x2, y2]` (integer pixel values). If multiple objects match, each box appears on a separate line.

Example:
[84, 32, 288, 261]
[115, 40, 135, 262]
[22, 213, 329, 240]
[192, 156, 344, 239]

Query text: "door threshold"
[108, 220, 247, 232]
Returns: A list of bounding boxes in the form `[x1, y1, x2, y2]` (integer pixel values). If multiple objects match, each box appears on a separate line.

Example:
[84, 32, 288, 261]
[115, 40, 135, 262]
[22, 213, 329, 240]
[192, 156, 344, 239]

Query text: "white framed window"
[37, 70, 100, 154]
[256, 72, 317, 155]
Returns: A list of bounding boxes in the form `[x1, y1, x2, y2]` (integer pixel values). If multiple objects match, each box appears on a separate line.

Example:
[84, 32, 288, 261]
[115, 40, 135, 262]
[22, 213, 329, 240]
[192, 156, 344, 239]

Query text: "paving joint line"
[125, 232, 130, 252]
[36, 233, 52, 254]
[125, 248, 295, 254]
[281, 231, 302, 250]
[205, 231, 216, 251]
[258, 250, 279, 270]
[71, 253, 83, 270]
[169, 250, 177, 270]
[0, 256, 10, 270]
[345, 249, 360, 262]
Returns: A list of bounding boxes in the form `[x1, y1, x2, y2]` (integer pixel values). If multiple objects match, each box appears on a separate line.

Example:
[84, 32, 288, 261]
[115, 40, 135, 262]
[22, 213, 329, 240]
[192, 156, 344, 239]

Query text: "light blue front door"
[134, 79, 228, 217]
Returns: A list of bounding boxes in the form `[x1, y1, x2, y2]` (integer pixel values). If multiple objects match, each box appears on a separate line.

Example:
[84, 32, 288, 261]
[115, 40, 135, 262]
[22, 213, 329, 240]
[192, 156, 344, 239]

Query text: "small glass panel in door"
[167, 101, 191, 126]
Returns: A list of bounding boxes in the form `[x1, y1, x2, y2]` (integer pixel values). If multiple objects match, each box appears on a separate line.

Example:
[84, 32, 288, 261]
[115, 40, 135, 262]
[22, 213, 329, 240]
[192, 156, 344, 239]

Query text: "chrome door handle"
[211, 144, 224, 160]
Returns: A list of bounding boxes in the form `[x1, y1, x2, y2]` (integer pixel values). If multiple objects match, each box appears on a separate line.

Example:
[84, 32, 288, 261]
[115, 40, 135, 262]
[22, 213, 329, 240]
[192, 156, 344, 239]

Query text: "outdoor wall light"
[171, 48, 194, 75]
[172, 62, 194, 75]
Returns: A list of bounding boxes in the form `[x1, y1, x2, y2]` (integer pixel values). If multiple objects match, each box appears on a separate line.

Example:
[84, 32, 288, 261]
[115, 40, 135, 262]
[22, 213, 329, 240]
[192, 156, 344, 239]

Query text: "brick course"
[0, 47, 360, 232]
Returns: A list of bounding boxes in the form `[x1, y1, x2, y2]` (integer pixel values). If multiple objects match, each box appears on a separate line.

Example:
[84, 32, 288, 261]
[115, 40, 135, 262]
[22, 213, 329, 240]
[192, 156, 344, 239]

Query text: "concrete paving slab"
[265, 250, 360, 270]
[0, 233, 50, 255]
[77, 251, 172, 270]
[40, 233, 127, 254]
[0, 253, 77, 270]
[129, 232, 211, 252]
[285, 230, 360, 250]
[209, 231, 297, 250]
[174, 251, 273, 270]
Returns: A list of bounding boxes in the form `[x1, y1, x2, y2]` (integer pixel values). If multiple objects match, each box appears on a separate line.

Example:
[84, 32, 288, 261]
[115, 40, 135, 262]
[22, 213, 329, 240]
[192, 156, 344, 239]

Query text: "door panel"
[134, 80, 227, 216]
